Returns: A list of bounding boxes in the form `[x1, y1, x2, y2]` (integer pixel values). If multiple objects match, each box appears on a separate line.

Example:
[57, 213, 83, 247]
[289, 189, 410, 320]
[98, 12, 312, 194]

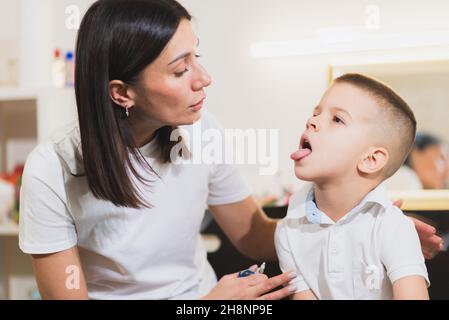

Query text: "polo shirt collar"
[287, 182, 391, 225]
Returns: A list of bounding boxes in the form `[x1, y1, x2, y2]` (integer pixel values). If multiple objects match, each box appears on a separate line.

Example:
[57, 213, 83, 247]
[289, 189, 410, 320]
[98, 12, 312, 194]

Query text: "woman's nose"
[192, 63, 212, 91]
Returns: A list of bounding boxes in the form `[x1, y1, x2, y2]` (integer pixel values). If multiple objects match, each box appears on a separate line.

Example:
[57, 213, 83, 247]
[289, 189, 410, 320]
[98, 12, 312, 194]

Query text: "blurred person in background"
[387, 132, 449, 190]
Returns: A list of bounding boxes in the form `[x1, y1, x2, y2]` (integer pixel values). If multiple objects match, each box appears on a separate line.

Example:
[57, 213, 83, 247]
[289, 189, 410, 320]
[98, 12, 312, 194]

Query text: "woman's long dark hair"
[75, 0, 191, 208]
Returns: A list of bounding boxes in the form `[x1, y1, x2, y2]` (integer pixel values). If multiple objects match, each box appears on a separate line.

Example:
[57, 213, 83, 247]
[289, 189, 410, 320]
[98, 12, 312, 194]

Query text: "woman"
[19, 0, 442, 299]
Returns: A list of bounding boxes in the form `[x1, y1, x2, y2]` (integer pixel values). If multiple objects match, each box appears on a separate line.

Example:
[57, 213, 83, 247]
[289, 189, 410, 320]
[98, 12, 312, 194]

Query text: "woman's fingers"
[392, 199, 403, 209]
[409, 216, 444, 259]
[419, 234, 444, 259]
[243, 273, 268, 286]
[256, 284, 296, 300]
[411, 217, 436, 235]
[251, 271, 296, 298]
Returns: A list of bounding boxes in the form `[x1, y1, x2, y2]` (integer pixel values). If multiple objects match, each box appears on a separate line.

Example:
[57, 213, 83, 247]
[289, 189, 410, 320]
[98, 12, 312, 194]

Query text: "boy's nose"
[306, 117, 319, 131]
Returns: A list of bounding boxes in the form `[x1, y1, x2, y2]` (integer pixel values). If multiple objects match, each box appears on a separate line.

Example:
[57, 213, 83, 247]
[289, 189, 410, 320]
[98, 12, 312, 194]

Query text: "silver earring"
[126, 107, 130, 117]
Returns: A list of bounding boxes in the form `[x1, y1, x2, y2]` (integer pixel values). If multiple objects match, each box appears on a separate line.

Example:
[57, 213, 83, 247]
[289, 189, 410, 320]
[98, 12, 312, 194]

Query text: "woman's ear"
[109, 80, 135, 110]
[357, 147, 389, 175]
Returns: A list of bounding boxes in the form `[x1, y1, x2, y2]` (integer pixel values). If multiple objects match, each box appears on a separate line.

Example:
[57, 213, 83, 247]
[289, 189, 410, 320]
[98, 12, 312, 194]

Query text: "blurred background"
[0, 0, 448, 299]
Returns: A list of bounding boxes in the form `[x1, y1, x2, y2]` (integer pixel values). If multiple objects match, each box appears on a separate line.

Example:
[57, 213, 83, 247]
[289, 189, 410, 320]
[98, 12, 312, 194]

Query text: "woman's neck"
[128, 114, 164, 148]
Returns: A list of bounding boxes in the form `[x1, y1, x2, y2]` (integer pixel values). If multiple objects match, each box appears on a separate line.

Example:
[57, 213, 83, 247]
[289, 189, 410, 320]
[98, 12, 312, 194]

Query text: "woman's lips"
[190, 98, 205, 111]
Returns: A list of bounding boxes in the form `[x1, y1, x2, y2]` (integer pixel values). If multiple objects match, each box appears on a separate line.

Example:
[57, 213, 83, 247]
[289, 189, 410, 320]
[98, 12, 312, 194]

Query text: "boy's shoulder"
[378, 203, 415, 234]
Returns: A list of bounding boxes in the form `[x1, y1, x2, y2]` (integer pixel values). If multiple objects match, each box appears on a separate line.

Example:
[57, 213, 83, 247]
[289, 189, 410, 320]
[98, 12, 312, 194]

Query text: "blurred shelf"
[0, 87, 38, 101]
[388, 189, 449, 211]
[0, 221, 19, 236]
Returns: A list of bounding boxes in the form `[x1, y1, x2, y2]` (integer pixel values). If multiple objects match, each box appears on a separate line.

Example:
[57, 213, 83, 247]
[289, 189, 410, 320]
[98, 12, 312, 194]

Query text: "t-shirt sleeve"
[379, 207, 429, 287]
[207, 163, 252, 206]
[200, 110, 252, 206]
[275, 219, 310, 293]
[19, 143, 77, 254]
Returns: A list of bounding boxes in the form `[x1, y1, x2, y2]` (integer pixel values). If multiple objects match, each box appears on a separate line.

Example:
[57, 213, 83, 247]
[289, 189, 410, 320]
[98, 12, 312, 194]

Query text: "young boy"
[275, 73, 429, 300]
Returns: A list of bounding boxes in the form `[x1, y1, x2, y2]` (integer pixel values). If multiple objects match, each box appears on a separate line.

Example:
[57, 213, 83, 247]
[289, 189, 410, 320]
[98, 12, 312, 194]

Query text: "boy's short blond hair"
[334, 73, 417, 178]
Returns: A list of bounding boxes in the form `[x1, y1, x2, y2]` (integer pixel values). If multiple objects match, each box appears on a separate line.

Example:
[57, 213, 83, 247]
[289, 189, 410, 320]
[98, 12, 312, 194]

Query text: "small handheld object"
[238, 262, 266, 278]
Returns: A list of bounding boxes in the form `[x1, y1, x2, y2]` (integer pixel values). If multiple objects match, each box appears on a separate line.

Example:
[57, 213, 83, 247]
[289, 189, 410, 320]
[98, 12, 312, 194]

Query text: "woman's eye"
[174, 68, 189, 77]
[333, 116, 344, 124]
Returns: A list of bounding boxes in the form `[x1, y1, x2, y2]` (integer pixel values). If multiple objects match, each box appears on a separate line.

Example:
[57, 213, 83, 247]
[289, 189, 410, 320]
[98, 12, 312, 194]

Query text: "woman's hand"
[202, 265, 297, 300]
[410, 217, 444, 259]
[393, 199, 444, 259]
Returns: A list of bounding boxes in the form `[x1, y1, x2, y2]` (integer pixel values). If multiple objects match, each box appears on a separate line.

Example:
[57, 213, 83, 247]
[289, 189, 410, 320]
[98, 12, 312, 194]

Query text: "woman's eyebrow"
[168, 38, 200, 66]
[168, 52, 190, 65]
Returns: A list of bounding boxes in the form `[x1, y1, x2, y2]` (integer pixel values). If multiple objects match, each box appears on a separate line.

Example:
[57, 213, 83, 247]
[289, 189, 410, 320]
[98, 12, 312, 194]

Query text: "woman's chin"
[185, 110, 202, 124]
[171, 112, 202, 127]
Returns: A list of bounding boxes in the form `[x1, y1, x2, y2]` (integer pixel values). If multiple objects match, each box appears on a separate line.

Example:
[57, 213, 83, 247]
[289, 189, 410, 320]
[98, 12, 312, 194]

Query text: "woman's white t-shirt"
[19, 110, 251, 300]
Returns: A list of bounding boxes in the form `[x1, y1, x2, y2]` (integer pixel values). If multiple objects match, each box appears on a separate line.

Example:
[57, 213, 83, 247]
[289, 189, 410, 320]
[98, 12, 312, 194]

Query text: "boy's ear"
[357, 147, 389, 175]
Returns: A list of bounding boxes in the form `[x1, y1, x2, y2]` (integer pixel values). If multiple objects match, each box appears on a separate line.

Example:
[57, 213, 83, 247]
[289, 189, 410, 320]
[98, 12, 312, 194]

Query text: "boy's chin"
[294, 168, 317, 182]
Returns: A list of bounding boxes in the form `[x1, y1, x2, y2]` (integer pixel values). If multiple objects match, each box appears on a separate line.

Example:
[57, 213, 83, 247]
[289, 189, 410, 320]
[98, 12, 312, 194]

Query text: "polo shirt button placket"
[328, 229, 341, 276]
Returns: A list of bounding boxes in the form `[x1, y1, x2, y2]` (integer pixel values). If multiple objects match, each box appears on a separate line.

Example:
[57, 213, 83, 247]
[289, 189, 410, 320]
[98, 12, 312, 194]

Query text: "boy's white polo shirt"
[275, 183, 429, 300]
[19, 110, 252, 300]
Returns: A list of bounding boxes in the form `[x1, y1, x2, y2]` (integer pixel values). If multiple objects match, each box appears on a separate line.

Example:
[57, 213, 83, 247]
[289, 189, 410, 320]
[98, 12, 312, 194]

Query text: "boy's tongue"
[290, 148, 312, 161]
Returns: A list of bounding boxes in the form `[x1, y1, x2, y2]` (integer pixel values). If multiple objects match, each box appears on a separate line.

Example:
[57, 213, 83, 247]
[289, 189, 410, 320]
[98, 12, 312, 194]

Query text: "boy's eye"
[333, 116, 344, 124]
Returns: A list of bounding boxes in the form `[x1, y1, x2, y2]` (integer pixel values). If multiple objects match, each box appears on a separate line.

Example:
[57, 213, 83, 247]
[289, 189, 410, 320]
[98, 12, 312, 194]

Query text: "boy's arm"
[275, 219, 314, 298]
[291, 289, 318, 300]
[393, 276, 429, 300]
[380, 208, 430, 300]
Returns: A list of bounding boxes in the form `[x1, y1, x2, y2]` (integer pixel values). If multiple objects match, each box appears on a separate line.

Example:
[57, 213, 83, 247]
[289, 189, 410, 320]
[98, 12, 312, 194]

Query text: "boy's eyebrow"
[332, 106, 353, 120]
[168, 38, 200, 66]
[314, 105, 352, 120]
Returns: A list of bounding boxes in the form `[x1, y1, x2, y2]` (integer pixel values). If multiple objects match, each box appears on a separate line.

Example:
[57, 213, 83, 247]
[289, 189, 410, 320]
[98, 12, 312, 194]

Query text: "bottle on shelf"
[65, 51, 75, 87]
[52, 48, 66, 88]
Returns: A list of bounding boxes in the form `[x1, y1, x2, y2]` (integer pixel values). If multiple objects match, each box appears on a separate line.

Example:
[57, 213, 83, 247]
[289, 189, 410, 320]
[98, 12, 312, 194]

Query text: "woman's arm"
[393, 276, 429, 300]
[208, 196, 277, 261]
[31, 246, 88, 300]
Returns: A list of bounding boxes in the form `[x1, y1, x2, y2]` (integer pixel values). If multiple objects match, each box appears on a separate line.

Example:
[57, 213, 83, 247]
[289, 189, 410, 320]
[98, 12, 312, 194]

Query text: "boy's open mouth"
[291, 134, 313, 161]
[302, 138, 312, 151]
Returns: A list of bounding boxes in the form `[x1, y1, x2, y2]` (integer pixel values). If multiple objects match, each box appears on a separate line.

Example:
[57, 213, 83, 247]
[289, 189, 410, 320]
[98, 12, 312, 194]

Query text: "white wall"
[0, 1, 19, 85]
[0, 1, 19, 39]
